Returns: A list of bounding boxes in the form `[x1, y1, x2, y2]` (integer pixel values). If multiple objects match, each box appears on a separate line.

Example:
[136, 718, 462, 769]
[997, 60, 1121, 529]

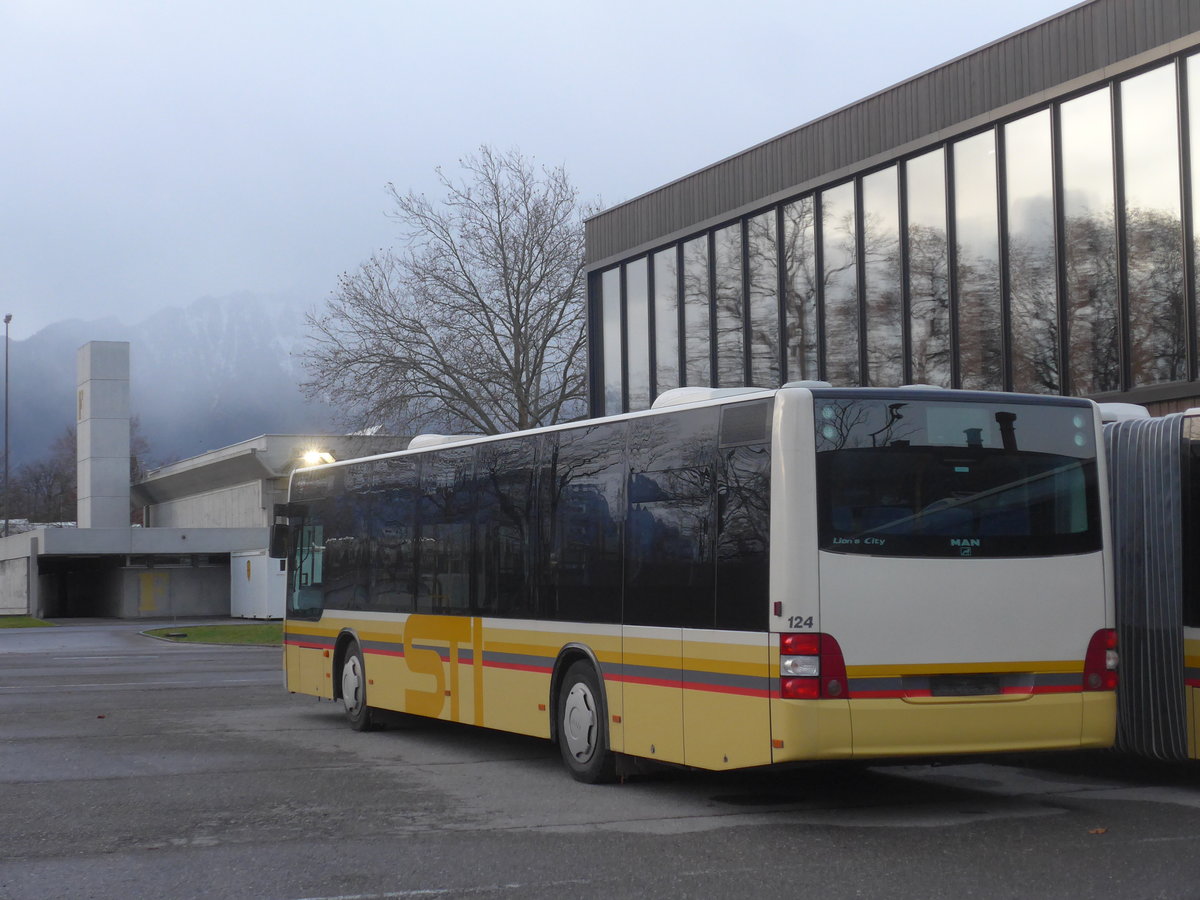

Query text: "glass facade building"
[586, 0, 1200, 418]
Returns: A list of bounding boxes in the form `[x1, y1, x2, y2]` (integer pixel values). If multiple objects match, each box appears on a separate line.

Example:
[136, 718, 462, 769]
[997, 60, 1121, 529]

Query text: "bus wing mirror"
[268, 523, 291, 559]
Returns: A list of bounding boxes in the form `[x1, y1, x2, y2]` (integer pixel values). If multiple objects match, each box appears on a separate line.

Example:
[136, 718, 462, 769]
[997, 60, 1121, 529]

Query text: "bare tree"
[303, 146, 590, 435]
[2, 417, 155, 526]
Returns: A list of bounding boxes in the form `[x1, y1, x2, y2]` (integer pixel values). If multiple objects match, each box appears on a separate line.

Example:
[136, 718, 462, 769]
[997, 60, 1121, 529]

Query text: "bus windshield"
[814, 394, 1101, 558]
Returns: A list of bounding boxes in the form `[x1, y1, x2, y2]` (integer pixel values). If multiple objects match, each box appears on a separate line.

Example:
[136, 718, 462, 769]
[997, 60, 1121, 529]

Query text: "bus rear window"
[814, 396, 1101, 558]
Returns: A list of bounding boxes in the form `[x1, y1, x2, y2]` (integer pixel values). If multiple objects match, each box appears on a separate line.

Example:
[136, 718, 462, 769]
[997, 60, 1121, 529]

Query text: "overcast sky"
[2, 0, 1079, 338]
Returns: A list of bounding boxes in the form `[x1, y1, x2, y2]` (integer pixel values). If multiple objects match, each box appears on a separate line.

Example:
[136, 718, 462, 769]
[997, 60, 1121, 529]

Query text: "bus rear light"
[780, 633, 820, 655]
[1083, 629, 1118, 691]
[779, 632, 849, 699]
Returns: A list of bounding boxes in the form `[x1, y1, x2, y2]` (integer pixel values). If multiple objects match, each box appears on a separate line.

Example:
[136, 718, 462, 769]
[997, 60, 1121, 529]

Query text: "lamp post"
[3, 313, 10, 539]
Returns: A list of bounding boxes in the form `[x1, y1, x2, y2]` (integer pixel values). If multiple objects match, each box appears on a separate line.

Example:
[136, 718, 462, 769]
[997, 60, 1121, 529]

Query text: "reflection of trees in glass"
[782, 199, 819, 381]
[1061, 84, 1119, 396]
[1127, 207, 1187, 385]
[601, 267, 622, 414]
[625, 258, 651, 409]
[823, 184, 859, 385]
[954, 131, 1003, 392]
[908, 224, 951, 385]
[813, 400, 872, 451]
[747, 212, 780, 386]
[1121, 63, 1183, 387]
[1006, 110, 1059, 395]
[1008, 234, 1060, 393]
[714, 224, 745, 386]
[682, 236, 711, 386]
[654, 249, 680, 395]
[1064, 210, 1120, 394]
[957, 250, 1003, 391]
[862, 167, 902, 386]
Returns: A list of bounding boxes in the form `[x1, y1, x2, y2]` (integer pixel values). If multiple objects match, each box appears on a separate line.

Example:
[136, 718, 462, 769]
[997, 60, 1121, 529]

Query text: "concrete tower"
[76, 341, 130, 528]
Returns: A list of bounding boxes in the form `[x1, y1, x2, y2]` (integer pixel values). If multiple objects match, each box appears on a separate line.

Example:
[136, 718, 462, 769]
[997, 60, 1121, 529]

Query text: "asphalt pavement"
[2, 619, 1200, 900]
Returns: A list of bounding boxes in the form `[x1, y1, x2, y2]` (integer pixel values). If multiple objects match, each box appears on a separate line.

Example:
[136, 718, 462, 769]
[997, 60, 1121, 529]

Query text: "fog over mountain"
[8, 293, 340, 469]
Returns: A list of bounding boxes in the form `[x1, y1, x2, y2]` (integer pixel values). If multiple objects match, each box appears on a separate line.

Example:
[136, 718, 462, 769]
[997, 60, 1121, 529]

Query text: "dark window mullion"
[898, 161, 913, 386]
[1178, 58, 1198, 383]
[742, 217, 753, 386]
[1113, 80, 1133, 392]
[814, 193, 828, 381]
[996, 124, 1014, 392]
[676, 243, 686, 387]
[946, 143, 962, 389]
[619, 265, 629, 413]
[1051, 100, 1072, 396]
[708, 230, 718, 386]
[775, 205, 789, 383]
[646, 255, 658, 402]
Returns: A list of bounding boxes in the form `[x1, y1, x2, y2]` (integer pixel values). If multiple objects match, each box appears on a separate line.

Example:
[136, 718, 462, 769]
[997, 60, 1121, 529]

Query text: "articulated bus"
[1103, 406, 1200, 761]
[273, 385, 1117, 782]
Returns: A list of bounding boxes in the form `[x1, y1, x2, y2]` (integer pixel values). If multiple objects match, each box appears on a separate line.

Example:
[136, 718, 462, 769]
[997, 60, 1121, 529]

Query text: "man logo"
[950, 538, 981, 548]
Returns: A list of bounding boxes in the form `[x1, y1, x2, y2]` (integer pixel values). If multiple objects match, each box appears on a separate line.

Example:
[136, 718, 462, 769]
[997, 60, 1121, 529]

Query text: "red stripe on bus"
[284, 640, 329, 651]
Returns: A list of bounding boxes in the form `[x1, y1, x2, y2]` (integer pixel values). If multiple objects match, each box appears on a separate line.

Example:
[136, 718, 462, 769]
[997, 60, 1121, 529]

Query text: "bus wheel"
[341, 643, 375, 732]
[558, 660, 616, 784]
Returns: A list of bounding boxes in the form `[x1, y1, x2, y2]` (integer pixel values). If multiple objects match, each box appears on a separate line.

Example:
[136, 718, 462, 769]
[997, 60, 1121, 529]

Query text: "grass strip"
[145, 623, 282, 645]
[0, 616, 56, 628]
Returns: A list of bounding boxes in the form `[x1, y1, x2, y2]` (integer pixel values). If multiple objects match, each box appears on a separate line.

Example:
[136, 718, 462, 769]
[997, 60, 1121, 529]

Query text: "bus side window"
[476, 436, 538, 618]
[626, 406, 719, 629]
[716, 443, 770, 631]
[539, 422, 626, 624]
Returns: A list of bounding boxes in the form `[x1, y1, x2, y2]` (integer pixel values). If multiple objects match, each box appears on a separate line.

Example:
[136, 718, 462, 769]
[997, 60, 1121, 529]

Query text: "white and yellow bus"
[274, 385, 1117, 782]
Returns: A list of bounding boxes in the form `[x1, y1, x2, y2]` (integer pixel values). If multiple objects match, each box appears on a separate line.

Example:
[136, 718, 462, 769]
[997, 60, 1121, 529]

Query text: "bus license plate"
[930, 675, 1001, 697]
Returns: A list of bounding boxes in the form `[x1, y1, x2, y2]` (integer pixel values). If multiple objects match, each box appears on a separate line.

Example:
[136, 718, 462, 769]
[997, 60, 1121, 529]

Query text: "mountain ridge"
[7, 292, 340, 468]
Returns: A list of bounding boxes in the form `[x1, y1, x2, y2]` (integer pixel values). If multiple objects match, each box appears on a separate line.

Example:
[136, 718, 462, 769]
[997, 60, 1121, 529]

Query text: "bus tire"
[340, 642, 376, 732]
[557, 660, 616, 784]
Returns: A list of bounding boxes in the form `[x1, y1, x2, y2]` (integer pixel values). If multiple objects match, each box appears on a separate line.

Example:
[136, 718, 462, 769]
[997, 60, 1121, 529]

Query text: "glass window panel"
[682, 236, 711, 386]
[538, 422, 626, 624]
[654, 248, 680, 395]
[715, 439, 770, 632]
[822, 181, 860, 385]
[783, 197, 820, 381]
[1006, 109, 1060, 394]
[714, 224, 745, 386]
[1061, 86, 1120, 394]
[626, 408, 718, 629]
[475, 437, 537, 617]
[710, 225, 739, 388]
[862, 166, 902, 386]
[625, 257, 651, 410]
[954, 130, 1004, 390]
[1122, 63, 1186, 386]
[601, 267, 623, 415]
[906, 148, 952, 386]
[367, 457, 419, 614]
[747, 212, 780, 386]
[417, 447, 475, 615]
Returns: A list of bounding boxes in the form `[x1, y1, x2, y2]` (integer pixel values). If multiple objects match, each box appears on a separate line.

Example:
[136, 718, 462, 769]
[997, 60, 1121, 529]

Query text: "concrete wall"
[113, 565, 231, 618]
[0, 557, 28, 615]
[149, 482, 269, 528]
